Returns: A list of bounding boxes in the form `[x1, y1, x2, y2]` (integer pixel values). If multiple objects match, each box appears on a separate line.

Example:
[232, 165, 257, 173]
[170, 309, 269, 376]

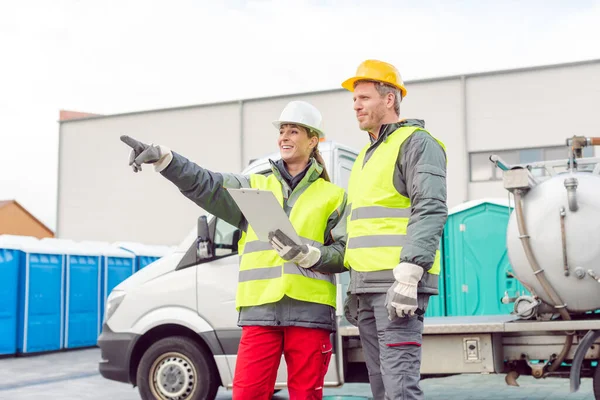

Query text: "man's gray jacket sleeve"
[310, 192, 349, 274]
[398, 132, 448, 271]
[159, 152, 250, 229]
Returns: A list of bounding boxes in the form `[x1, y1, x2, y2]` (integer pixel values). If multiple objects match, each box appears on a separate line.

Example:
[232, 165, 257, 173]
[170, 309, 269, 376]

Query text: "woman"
[121, 100, 348, 400]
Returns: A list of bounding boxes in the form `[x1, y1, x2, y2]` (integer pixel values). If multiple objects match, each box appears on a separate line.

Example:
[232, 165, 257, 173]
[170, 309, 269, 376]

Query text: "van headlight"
[104, 291, 126, 323]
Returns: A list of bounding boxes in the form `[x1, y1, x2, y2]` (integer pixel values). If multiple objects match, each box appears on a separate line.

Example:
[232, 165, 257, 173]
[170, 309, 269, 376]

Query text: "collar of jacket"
[368, 119, 426, 145]
[268, 157, 323, 194]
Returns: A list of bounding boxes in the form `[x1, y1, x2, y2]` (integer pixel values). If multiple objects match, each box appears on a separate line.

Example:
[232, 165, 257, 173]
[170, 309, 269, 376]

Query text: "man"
[340, 59, 448, 400]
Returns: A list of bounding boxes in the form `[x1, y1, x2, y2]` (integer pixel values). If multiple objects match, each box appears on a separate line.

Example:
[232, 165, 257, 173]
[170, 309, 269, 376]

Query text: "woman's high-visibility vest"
[343, 126, 446, 277]
[235, 173, 346, 311]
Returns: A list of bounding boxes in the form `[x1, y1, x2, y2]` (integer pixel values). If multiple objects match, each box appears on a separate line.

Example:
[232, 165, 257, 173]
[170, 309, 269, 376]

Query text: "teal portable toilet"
[424, 238, 445, 318]
[443, 198, 528, 317]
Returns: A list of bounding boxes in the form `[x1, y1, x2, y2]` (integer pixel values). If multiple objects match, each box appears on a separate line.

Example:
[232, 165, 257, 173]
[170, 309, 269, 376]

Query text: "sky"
[1, 0, 600, 232]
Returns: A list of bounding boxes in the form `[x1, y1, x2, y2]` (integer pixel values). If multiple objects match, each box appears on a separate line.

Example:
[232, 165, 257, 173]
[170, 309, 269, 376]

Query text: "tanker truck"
[339, 136, 600, 398]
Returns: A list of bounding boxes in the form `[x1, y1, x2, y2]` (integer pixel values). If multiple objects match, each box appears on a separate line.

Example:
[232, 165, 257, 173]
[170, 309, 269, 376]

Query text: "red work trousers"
[232, 325, 333, 400]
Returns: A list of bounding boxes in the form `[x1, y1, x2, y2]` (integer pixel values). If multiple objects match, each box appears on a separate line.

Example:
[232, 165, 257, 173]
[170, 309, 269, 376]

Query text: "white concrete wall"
[466, 61, 600, 200]
[57, 60, 600, 244]
[466, 62, 600, 152]
[57, 104, 241, 245]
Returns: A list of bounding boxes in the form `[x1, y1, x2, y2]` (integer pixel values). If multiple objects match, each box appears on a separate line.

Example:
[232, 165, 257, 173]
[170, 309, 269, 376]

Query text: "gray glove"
[344, 293, 359, 327]
[268, 229, 321, 268]
[120, 135, 164, 173]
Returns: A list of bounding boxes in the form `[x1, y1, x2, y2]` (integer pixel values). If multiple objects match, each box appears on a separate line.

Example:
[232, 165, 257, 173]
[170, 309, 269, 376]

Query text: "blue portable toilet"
[0, 235, 39, 355]
[114, 242, 173, 271]
[41, 238, 102, 349]
[442, 198, 529, 317]
[81, 241, 136, 334]
[16, 239, 65, 354]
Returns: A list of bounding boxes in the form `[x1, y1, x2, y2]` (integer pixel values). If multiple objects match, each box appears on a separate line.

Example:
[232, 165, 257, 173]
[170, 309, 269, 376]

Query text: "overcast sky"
[1, 0, 599, 232]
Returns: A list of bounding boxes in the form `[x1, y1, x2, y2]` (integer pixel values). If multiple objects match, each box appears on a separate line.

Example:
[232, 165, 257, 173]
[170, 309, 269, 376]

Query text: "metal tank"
[491, 136, 600, 317]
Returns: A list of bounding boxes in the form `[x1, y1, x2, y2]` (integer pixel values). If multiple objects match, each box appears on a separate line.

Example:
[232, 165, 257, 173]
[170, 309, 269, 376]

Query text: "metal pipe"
[489, 154, 511, 171]
[513, 190, 573, 372]
[564, 177, 579, 212]
[559, 207, 569, 276]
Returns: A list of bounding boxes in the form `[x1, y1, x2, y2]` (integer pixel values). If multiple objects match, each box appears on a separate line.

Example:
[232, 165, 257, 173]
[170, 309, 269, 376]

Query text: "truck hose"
[513, 190, 573, 372]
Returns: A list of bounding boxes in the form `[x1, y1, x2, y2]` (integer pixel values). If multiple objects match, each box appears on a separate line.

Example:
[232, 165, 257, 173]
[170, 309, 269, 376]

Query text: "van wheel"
[137, 336, 219, 400]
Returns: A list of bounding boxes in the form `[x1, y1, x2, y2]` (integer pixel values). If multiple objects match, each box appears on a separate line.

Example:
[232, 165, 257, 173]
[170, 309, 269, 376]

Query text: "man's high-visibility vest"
[235, 173, 346, 311]
[343, 126, 446, 276]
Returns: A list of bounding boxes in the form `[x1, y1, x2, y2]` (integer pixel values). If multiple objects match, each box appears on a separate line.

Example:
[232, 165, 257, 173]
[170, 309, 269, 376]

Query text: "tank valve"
[564, 177, 579, 212]
[574, 267, 587, 279]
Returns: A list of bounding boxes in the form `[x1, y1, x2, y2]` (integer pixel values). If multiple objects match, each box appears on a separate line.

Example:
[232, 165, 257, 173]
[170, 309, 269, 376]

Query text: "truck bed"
[339, 314, 600, 336]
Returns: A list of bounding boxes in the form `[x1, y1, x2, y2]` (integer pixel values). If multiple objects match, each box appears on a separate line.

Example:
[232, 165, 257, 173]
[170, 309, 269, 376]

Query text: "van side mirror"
[197, 215, 214, 260]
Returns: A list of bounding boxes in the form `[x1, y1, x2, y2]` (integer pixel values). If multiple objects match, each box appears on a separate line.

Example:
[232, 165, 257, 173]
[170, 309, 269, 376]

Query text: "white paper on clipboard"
[227, 188, 302, 245]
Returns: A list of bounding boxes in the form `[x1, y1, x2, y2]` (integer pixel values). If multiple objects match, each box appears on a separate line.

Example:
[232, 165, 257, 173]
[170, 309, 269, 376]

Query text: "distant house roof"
[0, 200, 54, 235]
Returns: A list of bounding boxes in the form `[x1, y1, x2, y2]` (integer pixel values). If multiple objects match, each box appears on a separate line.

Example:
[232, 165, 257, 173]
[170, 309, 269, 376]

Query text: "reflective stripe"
[238, 266, 281, 282]
[238, 263, 335, 284]
[350, 206, 411, 221]
[283, 263, 336, 285]
[347, 235, 407, 249]
[243, 237, 317, 254]
[243, 241, 274, 254]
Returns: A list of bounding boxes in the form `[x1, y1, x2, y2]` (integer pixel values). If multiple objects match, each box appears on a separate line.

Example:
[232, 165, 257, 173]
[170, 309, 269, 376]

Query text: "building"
[0, 200, 54, 239]
[56, 59, 600, 245]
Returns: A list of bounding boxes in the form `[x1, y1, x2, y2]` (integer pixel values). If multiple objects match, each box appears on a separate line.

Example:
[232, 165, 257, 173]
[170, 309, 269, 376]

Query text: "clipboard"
[227, 188, 302, 245]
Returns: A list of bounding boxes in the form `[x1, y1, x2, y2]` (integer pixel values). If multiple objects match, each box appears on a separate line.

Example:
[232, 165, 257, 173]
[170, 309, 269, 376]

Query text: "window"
[213, 218, 240, 257]
[469, 145, 595, 182]
[337, 153, 356, 191]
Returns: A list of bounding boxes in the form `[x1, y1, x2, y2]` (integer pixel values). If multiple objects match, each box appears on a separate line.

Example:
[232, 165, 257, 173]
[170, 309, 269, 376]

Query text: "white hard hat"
[272, 100, 325, 138]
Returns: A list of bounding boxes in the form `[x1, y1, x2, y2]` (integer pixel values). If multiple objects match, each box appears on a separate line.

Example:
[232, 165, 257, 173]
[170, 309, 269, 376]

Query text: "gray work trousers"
[357, 292, 429, 400]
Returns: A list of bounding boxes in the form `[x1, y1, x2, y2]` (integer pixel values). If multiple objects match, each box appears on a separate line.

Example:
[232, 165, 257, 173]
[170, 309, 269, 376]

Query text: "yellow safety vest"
[235, 173, 346, 311]
[343, 126, 446, 275]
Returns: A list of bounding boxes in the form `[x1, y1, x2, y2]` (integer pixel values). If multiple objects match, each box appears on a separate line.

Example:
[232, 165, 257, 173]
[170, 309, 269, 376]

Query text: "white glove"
[153, 145, 173, 172]
[268, 229, 321, 269]
[385, 262, 424, 320]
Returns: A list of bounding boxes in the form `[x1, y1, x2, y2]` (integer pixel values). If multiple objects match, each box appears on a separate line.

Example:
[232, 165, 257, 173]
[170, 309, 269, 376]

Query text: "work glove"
[385, 262, 424, 320]
[268, 229, 321, 269]
[120, 135, 173, 172]
[344, 292, 359, 327]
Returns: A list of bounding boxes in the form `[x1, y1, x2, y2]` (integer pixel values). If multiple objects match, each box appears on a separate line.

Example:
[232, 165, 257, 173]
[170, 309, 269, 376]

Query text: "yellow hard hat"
[341, 59, 407, 99]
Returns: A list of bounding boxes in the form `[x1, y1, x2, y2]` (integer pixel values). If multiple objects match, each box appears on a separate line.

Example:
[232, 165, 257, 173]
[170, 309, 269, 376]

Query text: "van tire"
[137, 336, 219, 400]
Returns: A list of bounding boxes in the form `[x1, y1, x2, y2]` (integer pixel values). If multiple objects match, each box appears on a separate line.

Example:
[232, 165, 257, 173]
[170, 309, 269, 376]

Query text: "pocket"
[317, 338, 333, 388]
[361, 270, 394, 284]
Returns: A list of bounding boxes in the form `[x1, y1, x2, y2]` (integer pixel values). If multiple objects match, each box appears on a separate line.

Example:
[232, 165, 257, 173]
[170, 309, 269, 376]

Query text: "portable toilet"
[80, 241, 135, 333]
[424, 240, 446, 318]
[0, 235, 39, 355]
[114, 241, 172, 271]
[16, 238, 65, 354]
[442, 198, 528, 317]
[41, 238, 102, 349]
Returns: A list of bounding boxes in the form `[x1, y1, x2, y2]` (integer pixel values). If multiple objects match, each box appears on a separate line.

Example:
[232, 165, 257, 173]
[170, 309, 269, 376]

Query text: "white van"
[97, 141, 359, 399]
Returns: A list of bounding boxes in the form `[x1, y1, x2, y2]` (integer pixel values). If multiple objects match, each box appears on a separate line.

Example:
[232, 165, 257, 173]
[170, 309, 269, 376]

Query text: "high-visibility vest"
[343, 126, 446, 275]
[235, 173, 346, 311]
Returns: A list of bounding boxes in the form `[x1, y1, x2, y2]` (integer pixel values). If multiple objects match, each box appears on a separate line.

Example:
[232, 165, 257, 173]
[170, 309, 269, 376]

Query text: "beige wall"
[466, 62, 600, 152]
[58, 104, 241, 245]
[0, 203, 54, 239]
[57, 60, 600, 245]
